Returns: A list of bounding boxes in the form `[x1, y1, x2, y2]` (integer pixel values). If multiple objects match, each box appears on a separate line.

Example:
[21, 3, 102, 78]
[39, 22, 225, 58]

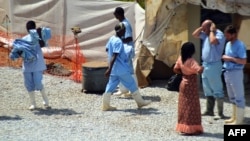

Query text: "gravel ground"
[0, 66, 250, 141]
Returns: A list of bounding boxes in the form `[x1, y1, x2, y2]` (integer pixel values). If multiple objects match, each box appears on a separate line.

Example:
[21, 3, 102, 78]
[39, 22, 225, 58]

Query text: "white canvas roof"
[136, 0, 250, 86]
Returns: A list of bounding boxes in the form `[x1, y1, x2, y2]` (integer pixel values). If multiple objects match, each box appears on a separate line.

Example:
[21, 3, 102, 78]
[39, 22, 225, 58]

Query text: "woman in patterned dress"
[173, 42, 204, 135]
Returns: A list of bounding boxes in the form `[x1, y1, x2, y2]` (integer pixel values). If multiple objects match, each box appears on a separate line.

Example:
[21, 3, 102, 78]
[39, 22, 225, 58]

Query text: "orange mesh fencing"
[0, 30, 86, 83]
[0, 31, 23, 68]
[69, 36, 86, 83]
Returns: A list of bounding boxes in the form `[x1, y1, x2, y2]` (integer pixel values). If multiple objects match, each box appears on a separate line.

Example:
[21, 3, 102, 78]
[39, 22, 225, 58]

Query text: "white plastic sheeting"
[143, 0, 250, 56]
[0, 0, 145, 62]
[1, 0, 250, 87]
[135, 0, 250, 86]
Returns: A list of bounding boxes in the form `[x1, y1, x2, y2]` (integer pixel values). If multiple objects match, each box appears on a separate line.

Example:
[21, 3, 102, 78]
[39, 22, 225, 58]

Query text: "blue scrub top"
[22, 33, 46, 72]
[223, 39, 247, 70]
[106, 35, 130, 75]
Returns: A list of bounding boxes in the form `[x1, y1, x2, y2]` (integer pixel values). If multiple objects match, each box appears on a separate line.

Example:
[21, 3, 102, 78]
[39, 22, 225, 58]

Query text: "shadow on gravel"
[0, 115, 22, 121]
[147, 80, 168, 88]
[118, 96, 161, 102]
[120, 108, 160, 115]
[144, 95, 161, 102]
[33, 108, 81, 116]
[83, 91, 104, 95]
[198, 132, 224, 140]
[244, 117, 250, 125]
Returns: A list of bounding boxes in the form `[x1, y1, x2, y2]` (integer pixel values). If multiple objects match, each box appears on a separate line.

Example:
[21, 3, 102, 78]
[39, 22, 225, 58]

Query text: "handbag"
[166, 73, 182, 92]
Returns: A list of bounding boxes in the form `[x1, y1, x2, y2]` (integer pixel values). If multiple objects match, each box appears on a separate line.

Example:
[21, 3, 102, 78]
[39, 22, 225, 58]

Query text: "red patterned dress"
[174, 57, 203, 135]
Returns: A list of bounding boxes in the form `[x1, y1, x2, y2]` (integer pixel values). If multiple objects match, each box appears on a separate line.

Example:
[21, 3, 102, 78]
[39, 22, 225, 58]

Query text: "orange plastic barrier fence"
[0, 30, 86, 83]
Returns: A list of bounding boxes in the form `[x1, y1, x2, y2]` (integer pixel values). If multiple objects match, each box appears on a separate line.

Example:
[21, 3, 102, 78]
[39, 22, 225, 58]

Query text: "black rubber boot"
[202, 96, 215, 116]
[214, 98, 226, 120]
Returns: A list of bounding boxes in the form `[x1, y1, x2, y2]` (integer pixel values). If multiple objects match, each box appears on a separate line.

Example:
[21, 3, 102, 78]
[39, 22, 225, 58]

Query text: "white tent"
[1, 0, 250, 87]
[0, 0, 145, 61]
[136, 0, 250, 87]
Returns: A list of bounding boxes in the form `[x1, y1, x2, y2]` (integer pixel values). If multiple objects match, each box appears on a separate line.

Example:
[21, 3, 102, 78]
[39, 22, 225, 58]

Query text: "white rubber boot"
[113, 83, 129, 96]
[131, 90, 151, 108]
[122, 92, 132, 98]
[121, 74, 138, 98]
[224, 104, 236, 124]
[232, 107, 245, 125]
[102, 93, 116, 111]
[40, 88, 50, 109]
[113, 74, 138, 97]
[28, 91, 36, 110]
[227, 106, 245, 125]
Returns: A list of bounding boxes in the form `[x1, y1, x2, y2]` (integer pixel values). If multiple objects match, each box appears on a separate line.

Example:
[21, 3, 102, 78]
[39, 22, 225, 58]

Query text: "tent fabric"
[136, 1, 189, 87]
[0, 0, 145, 62]
[135, 0, 250, 87]
[237, 17, 250, 50]
[1, 0, 250, 87]
[143, 0, 250, 56]
[0, 0, 146, 86]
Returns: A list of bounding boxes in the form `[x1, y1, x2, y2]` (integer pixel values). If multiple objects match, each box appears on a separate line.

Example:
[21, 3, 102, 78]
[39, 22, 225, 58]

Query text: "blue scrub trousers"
[224, 70, 245, 108]
[201, 61, 224, 98]
[23, 71, 44, 92]
[105, 73, 137, 94]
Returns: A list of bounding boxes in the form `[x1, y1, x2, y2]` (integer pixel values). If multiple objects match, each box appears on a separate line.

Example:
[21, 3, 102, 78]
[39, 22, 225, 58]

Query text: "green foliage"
[115, 0, 145, 9]
[137, 0, 145, 9]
